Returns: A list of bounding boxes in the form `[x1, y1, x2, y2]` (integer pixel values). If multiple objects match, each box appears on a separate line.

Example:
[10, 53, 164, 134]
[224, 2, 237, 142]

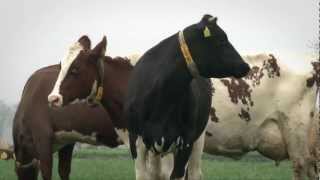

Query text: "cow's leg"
[186, 133, 205, 180]
[271, 111, 315, 180]
[316, 143, 320, 180]
[148, 152, 162, 180]
[292, 157, 309, 180]
[160, 154, 174, 180]
[14, 146, 39, 180]
[170, 146, 192, 180]
[292, 155, 317, 180]
[58, 144, 75, 180]
[306, 158, 317, 180]
[135, 137, 148, 180]
[35, 134, 53, 180]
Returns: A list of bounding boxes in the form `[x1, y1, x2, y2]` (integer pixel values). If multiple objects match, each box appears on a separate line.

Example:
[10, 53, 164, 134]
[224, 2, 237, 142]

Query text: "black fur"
[125, 14, 249, 179]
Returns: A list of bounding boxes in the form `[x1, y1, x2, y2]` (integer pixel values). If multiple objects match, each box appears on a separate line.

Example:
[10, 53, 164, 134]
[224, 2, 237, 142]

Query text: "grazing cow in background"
[204, 54, 320, 180]
[13, 36, 132, 180]
[125, 14, 249, 180]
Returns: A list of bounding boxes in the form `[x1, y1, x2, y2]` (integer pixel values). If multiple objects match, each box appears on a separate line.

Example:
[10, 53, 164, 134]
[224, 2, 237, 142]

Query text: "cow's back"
[13, 65, 58, 138]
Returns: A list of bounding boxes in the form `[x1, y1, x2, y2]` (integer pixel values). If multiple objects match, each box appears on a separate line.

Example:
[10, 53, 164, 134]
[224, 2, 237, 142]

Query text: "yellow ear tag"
[203, 26, 211, 38]
[0, 152, 8, 160]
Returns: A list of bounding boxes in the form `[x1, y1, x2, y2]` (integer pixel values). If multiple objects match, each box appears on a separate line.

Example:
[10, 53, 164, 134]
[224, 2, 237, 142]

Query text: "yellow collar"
[95, 86, 103, 102]
[178, 31, 200, 77]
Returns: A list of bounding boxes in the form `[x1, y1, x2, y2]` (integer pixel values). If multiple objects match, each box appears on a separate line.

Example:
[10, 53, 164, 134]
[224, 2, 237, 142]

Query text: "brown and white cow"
[204, 54, 320, 180]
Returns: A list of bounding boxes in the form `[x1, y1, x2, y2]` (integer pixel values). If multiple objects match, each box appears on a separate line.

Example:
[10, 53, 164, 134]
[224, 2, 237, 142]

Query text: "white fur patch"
[48, 42, 83, 105]
[114, 128, 129, 146]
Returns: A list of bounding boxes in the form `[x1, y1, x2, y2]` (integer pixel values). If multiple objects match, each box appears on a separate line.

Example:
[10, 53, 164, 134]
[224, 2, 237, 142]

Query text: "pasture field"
[0, 147, 292, 180]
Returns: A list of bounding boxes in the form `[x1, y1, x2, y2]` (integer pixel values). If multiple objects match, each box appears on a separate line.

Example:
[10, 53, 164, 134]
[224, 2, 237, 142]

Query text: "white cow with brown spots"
[204, 53, 320, 180]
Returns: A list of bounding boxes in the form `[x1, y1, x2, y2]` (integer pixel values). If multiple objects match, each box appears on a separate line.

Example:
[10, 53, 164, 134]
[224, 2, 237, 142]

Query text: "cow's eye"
[70, 67, 79, 76]
[217, 36, 228, 46]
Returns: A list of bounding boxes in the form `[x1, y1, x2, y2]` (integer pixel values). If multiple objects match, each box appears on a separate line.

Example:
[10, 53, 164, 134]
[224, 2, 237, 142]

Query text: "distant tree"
[309, 40, 319, 61]
[0, 100, 15, 142]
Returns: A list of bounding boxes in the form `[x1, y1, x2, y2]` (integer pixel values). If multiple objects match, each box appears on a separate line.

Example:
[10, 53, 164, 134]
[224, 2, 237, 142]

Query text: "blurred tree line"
[0, 100, 16, 144]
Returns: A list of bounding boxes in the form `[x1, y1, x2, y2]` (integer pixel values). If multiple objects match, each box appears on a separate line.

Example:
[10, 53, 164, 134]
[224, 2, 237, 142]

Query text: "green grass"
[0, 148, 292, 180]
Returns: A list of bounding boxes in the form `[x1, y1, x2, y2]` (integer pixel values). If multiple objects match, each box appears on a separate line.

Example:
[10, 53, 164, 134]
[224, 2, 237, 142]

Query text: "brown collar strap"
[178, 30, 200, 78]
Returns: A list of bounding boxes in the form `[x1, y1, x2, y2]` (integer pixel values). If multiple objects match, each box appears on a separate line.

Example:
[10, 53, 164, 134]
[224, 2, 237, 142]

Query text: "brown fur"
[13, 64, 123, 180]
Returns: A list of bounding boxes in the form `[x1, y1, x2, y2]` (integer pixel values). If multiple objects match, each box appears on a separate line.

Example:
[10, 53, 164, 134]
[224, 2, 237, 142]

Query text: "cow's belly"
[53, 130, 101, 152]
[52, 129, 122, 152]
[204, 122, 249, 159]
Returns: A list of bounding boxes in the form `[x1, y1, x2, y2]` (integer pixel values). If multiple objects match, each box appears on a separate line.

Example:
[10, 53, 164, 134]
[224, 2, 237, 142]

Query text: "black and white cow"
[125, 14, 250, 180]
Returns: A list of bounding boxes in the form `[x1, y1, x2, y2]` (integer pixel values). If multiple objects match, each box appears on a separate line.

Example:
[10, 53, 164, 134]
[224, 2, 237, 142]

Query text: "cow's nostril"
[52, 97, 59, 104]
[233, 64, 250, 78]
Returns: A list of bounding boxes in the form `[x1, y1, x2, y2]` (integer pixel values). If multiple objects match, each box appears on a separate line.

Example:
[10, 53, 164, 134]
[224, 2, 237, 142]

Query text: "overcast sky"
[0, 0, 318, 104]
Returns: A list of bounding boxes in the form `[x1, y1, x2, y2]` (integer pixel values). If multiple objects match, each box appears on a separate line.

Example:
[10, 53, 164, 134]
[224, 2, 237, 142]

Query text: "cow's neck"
[157, 34, 194, 98]
[99, 62, 129, 129]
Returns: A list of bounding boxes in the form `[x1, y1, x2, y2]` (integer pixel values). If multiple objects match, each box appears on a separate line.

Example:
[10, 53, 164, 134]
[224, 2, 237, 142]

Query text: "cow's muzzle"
[48, 94, 63, 107]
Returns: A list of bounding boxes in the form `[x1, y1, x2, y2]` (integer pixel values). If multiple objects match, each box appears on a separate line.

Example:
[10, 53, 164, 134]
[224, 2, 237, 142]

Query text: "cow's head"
[48, 36, 106, 107]
[184, 14, 250, 78]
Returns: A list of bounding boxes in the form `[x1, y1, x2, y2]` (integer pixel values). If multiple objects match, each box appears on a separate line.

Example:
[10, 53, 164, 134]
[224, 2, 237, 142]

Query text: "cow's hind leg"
[148, 152, 162, 180]
[170, 146, 192, 180]
[160, 154, 174, 180]
[305, 156, 318, 180]
[134, 137, 148, 180]
[292, 157, 312, 180]
[58, 144, 75, 180]
[186, 133, 205, 180]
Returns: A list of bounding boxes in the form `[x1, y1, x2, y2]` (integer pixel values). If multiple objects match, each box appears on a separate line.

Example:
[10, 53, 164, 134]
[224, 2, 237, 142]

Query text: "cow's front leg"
[170, 145, 192, 180]
[36, 136, 53, 180]
[135, 137, 148, 180]
[14, 147, 39, 180]
[186, 132, 205, 180]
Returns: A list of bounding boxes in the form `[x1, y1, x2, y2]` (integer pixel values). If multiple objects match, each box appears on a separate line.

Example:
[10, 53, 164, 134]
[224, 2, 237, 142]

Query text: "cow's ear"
[92, 36, 107, 56]
[78, 35, 91, 50]
[200, 14, 217, 24]
[197, 14, 217, 38]
[89, 36, 106, 63]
